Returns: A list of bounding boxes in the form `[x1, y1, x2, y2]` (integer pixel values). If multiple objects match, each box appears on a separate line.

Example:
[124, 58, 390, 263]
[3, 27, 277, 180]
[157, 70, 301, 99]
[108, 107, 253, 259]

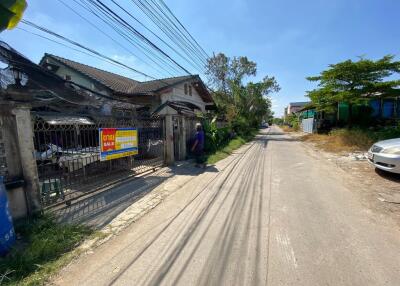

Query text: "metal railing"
[33, 113, 164, 207]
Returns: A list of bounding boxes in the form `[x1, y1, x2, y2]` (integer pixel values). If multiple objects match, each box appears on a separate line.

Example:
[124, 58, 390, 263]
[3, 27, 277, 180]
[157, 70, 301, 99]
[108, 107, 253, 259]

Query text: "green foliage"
[272, 118, 284, 125]
[206, 131, 257, 165]
[0, 215, 93, 286]
[306, 55, 400, 114]
[202, 117, 231, 153]
[337, 126, 400, 150]
[286, 114, 300, 131]
[367, 125, 400, 142]
[205, 52, 279, 133]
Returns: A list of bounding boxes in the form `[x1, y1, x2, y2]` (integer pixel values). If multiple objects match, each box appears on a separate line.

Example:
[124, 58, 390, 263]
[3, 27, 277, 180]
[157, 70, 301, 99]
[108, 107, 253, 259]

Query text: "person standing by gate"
[191, 123, 205, 168]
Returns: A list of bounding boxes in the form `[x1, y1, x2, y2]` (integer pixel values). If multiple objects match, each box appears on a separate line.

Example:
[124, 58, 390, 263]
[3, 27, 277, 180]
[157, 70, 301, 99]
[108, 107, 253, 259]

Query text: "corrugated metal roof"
[37, 114, 94, 125]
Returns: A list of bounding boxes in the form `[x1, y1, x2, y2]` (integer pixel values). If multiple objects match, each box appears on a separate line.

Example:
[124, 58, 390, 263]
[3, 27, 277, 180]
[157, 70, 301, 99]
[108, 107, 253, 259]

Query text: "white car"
[368, 138, 400, 174]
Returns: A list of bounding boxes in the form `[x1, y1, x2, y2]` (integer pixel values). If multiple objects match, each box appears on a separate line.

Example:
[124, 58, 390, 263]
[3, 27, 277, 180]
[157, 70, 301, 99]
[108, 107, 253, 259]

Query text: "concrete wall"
[0, 104, 41, 219]
[7, 186, 27, 219]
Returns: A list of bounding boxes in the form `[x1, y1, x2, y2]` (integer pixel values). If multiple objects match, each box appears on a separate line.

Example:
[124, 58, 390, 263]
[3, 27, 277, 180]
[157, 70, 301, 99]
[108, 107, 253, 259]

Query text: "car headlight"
[381, 147, 400, 155]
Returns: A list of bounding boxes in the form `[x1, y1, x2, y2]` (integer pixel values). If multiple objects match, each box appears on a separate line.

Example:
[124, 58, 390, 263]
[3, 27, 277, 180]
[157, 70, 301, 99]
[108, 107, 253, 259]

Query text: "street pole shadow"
[51, 162, 219, 228]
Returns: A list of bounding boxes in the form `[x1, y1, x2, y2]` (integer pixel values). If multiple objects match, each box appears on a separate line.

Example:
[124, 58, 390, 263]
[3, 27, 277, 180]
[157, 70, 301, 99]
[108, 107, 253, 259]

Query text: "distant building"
[283, 107, 288, 118]
[287, 101, 310, 115]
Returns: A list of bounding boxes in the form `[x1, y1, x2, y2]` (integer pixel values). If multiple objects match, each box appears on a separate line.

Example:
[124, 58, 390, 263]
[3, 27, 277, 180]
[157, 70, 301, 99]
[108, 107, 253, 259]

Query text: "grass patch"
[206, 131, 257, 164]
[301, 127, 400, 153]
[0, 215, 93, 286]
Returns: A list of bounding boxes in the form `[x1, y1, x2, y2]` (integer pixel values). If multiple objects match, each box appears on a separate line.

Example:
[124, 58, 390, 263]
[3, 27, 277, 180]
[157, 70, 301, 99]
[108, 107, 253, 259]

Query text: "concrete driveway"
[54, 126, 400, 286]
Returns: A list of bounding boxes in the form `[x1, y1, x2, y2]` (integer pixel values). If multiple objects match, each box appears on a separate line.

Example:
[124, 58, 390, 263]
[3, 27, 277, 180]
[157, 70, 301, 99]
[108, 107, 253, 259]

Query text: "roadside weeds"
[300, 127, 400, 154]
[206, 131, 257, 165]
[0, 215, 98, 286]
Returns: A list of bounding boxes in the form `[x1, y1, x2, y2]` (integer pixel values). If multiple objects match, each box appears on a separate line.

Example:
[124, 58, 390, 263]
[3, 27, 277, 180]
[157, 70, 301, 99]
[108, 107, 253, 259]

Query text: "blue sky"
[1, 0, 400, 116]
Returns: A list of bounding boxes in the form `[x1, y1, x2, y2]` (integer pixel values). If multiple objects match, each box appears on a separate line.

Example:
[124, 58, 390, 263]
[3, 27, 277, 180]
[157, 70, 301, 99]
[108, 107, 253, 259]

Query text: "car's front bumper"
[367, 151, 400, 174]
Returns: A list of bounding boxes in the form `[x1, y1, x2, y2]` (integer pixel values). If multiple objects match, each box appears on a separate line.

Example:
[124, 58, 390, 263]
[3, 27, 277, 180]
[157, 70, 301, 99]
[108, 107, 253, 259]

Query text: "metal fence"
[33, 113, 165, 207]
[301, 118, 316, 133]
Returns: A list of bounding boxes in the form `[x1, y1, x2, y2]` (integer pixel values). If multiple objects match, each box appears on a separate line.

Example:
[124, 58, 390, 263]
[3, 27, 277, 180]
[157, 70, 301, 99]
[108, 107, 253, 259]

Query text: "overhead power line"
[144, 0, 207, 62]
[21, 19, 156, 79]
[109, 0, 205, 73]
[86, 0, 192, 75]
[156, 0, 209, 59]
[77, 0, 183, 76]
[56, 0, 169, 78]
[56, 0, 209, 77]
[129, 0, 207, 66]
[17, 26, 144, 74]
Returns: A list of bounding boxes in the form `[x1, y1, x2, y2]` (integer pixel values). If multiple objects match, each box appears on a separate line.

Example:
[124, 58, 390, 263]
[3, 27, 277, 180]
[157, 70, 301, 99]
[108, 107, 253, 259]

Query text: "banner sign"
[99, 128, 138, 161]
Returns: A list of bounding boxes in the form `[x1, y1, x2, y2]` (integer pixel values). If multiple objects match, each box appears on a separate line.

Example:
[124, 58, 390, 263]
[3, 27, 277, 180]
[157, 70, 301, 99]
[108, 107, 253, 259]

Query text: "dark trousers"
[194, 149, 204, 164]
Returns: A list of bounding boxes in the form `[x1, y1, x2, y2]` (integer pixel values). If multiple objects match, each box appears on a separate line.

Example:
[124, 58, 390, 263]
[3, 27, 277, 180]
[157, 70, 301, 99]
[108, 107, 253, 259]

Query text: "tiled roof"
[41, 54, 213, 102]
[129, 75, 194, 94]
[289, 101, 310, 106]
[43, 54, 140, 94]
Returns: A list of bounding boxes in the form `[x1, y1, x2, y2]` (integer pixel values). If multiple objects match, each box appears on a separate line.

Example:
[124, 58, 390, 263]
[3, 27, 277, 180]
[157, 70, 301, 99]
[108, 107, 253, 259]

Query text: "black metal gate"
[33, 113, 164, 207]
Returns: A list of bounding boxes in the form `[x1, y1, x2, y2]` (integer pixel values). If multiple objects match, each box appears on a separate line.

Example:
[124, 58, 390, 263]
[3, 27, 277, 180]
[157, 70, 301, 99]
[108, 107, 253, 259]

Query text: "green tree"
[205, 53, 280, 131]
[306, 55, 400, 122]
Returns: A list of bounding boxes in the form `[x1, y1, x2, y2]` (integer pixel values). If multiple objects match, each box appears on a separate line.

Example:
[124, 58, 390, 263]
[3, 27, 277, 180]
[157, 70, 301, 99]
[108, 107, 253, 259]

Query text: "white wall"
[161, 82, 206, 112]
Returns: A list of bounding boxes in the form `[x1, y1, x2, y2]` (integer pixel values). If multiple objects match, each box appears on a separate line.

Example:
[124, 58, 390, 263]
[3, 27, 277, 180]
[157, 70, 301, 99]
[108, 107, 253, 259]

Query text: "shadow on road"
[254, 134, 299, 142]
[52, 162, 217, 228]
[105, 133, 269, 286]
[375, 168, 400, 183]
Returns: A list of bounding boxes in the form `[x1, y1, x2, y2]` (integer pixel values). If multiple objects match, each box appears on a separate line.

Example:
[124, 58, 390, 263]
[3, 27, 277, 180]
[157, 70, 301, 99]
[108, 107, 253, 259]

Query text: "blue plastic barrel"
[0, 176, 16, 256]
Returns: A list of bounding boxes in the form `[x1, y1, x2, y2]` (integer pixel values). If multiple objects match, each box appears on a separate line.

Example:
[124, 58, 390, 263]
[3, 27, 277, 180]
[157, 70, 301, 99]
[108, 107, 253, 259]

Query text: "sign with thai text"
[99, 128, 138, 161]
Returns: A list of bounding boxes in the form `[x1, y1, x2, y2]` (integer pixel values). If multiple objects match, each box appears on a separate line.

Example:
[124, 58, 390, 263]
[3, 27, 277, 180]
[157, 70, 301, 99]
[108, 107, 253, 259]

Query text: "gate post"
[12, 106, 42, 214]
[164, 114, 174, 165]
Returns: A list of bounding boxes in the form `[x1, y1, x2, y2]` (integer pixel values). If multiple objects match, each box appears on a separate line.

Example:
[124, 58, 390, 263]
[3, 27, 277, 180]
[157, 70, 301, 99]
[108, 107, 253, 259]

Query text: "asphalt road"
[55, 126, 400, 286]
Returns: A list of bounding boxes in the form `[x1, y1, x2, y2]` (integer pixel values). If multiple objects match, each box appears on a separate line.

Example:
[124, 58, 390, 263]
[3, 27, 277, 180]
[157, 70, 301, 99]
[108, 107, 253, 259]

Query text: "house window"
[184, 83, 188, 95]
[65, 74, 71, 81]
[189, 85, 192, 96]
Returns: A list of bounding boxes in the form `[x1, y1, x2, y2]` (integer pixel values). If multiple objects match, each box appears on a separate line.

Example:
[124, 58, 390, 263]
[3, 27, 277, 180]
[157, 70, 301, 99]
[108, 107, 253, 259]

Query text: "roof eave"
[40, 54, 116, 94]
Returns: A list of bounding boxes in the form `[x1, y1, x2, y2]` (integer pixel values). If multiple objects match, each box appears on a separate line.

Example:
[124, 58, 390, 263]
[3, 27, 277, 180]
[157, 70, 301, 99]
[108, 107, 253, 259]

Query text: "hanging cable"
[57, 0, 168, 78]
[89, 0, 192, 75]
[21, 19, 156, 79]
[80, 0, 184, 76]
[109, 0, 204, 73]
[156, 0, 209, 59]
